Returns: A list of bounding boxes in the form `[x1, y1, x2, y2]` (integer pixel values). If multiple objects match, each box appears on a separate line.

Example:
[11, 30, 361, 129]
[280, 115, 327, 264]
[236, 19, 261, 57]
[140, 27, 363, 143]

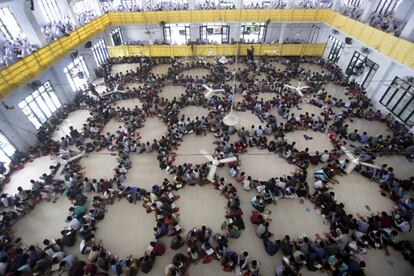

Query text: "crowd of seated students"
[0, 55, 413, 274]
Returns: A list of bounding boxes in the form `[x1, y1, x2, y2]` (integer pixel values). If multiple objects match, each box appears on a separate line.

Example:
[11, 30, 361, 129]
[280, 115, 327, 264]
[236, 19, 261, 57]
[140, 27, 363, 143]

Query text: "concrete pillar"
[141, 0, 148, 11]
[15, 1, 47, 46]
[396, 0, 414, 40]
[279, 23, 287, 44]
[360, 0, 381, 22]
[90, 0, 103, 16]
[400, 15, 414, 41]
[56, 0, 78, 26]
[189, 0, 197, 10]
[230, 22, 241, 42]
[235, 0, 243, 9]
[190, 23, 201, 42]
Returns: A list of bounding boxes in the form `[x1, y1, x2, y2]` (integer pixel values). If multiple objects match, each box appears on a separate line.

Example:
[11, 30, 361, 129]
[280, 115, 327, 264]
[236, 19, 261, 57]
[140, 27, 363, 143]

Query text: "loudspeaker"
[70, 51, 78, 59]
[30, 80, 42, 91]
[345, 37, 353, 44]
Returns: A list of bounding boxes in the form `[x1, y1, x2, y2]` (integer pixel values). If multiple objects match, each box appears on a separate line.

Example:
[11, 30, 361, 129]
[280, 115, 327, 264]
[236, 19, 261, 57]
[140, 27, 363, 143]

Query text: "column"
[90, 0, 103, 16]
[189, 0, 198, 10]
[360, 0, 381, 22]
[14, 1, 47, 46]
[56, 0, 78, 26]
[235, 0, 243, 9]
[279, 23, 286, 44]
[230, 23, 241, 42]
[190, 23, 201, 42]
[142, 0, 148, 11]
[400, 15, 414, 41]
[396, 0, 414, 40]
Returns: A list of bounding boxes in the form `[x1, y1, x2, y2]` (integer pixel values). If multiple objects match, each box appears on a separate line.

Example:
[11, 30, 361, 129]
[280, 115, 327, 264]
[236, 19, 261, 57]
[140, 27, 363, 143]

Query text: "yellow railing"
[107, 9, 331, 24]
[1, 9, 413, 99]
[107, 44, 326, 58]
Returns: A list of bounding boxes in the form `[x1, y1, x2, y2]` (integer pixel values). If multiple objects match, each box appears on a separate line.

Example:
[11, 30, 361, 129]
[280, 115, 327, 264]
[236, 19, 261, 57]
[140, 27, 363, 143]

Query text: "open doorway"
[163, 23, 190, 45]
[64, 56, 90, 92]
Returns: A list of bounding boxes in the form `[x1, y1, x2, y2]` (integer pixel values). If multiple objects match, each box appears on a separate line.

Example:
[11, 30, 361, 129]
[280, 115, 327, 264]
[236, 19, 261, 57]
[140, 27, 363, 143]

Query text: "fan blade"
[284, 85, 296, 90]
[219, 157, 238, 164]
[345, 160, 358, 174]
[67, 153, 84, 163]
[299, 86, 310, 90]
[360, 162, 381, 169]
[202, 84, 211, 91]
[53, 162, 65, 180]
[205, 90, 215, 99]
[340, 146, 355, 160]
[200, 149, 215, 162]
[296, 89, 304, 97]
[207, 164, 217, 182]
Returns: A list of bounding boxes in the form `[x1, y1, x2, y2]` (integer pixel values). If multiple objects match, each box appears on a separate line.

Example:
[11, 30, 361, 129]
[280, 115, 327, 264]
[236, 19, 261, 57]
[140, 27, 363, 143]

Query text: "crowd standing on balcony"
[147, 0, 190, 11]
[336, 4, 364, 19]
[0, 36, 37, 68]
[41, 18, 75, 43]
[76, 11, 99, 25]
[368, 12, 404, 37]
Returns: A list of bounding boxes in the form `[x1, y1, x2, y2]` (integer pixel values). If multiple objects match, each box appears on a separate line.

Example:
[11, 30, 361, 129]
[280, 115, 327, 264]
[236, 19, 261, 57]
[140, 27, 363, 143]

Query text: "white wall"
[117, 24, 164, 44]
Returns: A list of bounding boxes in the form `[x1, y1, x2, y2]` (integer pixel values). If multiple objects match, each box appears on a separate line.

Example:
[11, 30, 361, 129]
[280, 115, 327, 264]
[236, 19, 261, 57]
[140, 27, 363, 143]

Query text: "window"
[361, 58, 379, 89]
[121, 0, 142, 11]
[380, 77, 414, 126]
[92, 39, 109, 66]
[18, 81, 62, 129]
[308, 25, 320, 43]
[240, 22, 267, 43]
[345, 51, 366, 76]
[0, 131, 16, 165]
[38, 0, 62, 23]
[347, 0, 361, 7]
[0, 7, 23, 40]
[375, 0, 401, 14]
[111, 27, 124, 46]
[345, 51, 379, 89]
[327, 35, 344, 63]
[164, 24, 190, 45]
[64, 56, 90, 92]
[73, 0, 94, 15]
[200, 24, 230, 44]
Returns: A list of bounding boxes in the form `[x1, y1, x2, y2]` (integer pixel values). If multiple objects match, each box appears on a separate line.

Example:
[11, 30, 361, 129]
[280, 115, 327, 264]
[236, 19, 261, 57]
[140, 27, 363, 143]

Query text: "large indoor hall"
[0, 0, 414, 276]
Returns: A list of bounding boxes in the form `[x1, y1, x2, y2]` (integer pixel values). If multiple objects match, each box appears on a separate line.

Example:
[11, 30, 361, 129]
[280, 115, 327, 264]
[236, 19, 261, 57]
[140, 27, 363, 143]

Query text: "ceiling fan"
[201, 149, 238, 182]
[340, 146, 380, 174]
[284, 81, 310, 97]
[53, 152, 85, 181]
[202, 84, 225, 99]
[100, 83, 126, 97]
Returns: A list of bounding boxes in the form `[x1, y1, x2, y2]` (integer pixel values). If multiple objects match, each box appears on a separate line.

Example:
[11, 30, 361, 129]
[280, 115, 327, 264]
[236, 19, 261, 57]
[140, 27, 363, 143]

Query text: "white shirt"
[68, 218, 81, 230]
